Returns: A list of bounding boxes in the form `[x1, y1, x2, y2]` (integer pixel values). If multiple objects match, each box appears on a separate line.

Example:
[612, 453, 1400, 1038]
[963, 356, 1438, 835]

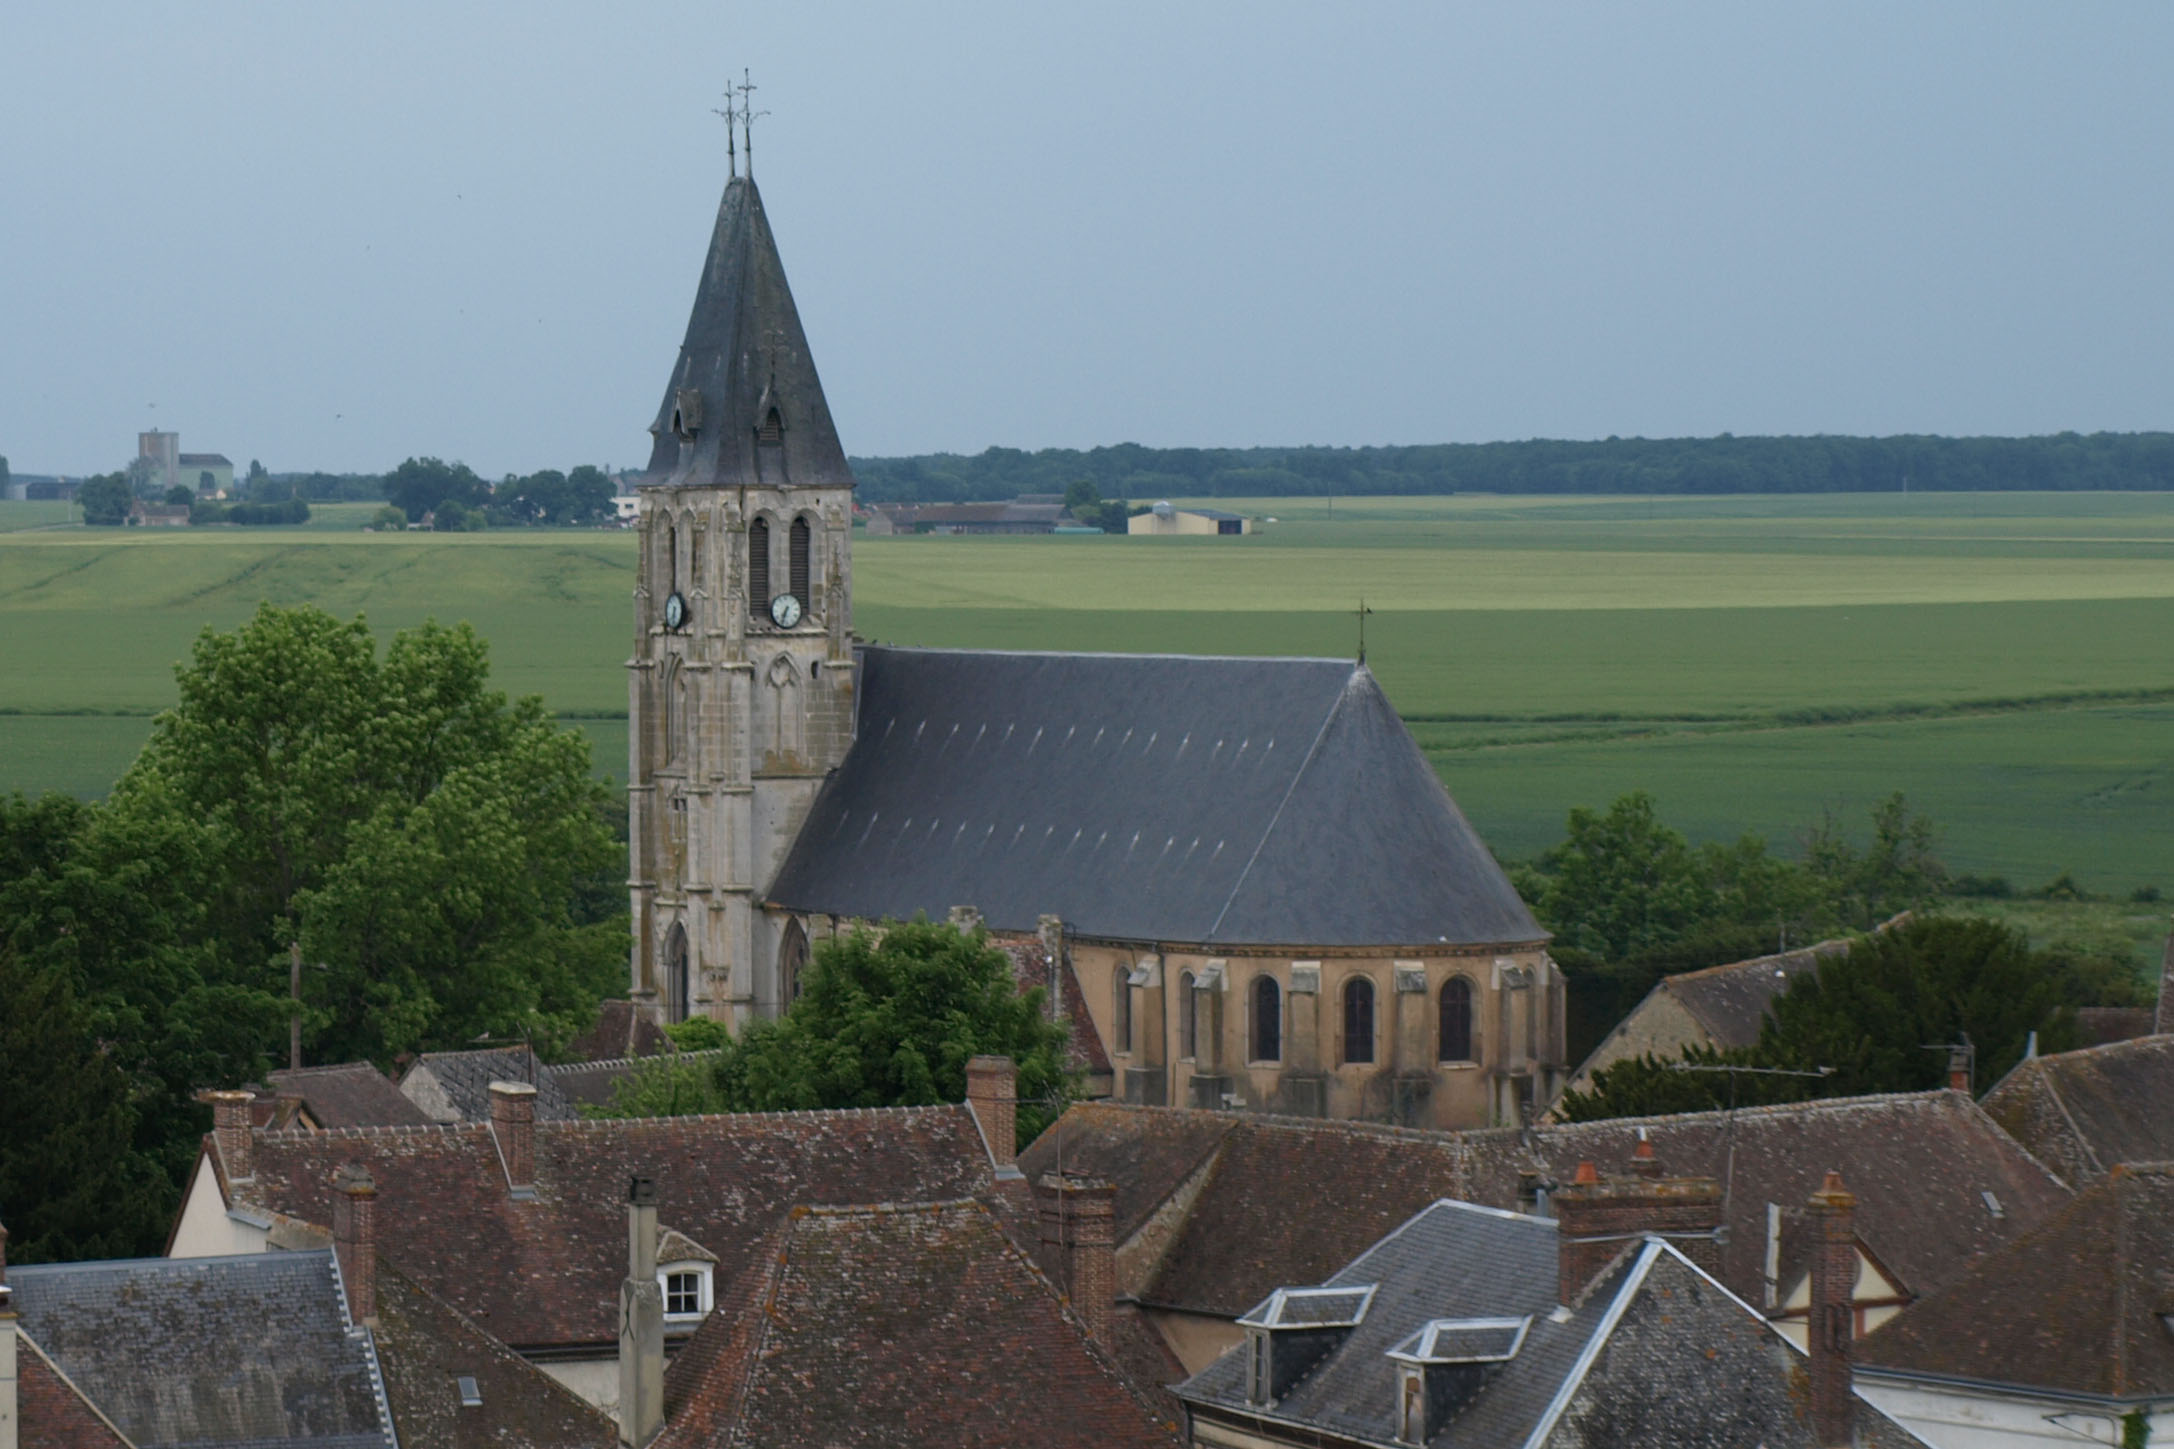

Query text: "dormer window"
[671, 388, 702, 440]
[665, 1269, 705, 1316]
[757, 406, 783, 445]
[1236, 1283, 1377, 1407]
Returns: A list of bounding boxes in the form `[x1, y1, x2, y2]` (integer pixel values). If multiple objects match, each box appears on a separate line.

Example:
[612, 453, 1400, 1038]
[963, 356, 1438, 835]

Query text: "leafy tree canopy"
[109, 603, 625, 1065]
[385, 456, 490, 522]
[77, 472, 133, 525]
[595, 919, 1078, 1149]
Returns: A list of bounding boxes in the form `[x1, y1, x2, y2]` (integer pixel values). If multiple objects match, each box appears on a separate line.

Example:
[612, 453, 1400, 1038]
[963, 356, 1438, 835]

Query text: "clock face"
[769, 593, 803, 629]
[663, 592, 686, 630]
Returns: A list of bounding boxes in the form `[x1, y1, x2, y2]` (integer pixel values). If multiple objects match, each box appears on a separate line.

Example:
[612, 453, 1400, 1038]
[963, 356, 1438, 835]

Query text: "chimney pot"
[1037, 1173, 1118, 1344]
[205, 1089, 256, 1182]
[965, 1055, 1019, 1171]
[1630, 1131, 1662, 1179]
[331, 1163, 378, 1325]
[1553, 1161, 1723, 1305]
[488, 1081, 537, 1192]
[1808, 1170, 1858, 1448]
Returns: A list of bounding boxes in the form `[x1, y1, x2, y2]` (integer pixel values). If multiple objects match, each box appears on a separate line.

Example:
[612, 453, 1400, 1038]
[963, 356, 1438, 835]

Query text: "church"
[626, 167, 1565, 1129]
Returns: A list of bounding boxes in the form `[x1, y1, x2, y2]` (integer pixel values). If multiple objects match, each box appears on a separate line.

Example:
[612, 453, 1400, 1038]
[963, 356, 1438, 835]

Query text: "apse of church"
[627, 170, 859, 1026]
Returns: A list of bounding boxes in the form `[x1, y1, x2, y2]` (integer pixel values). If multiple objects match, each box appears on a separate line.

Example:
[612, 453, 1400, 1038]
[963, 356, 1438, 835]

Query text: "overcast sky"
[6, 3, 2171, 476]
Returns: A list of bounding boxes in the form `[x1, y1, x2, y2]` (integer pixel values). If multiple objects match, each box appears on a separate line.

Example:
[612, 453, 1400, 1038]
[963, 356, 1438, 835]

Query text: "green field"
[3, 492, 2170, 895]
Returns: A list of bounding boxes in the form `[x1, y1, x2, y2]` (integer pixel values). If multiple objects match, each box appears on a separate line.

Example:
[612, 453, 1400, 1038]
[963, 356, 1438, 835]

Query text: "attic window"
[456, 1375, 482, 1409]
[757, 407, 783, 445]
[1386, 1316, 1532, 1366]
[1237, 1284, 1378, 1330]
[672, 388, 702, 440]
[660, 1261, 713, 1319]
[1981, 1190, 2004, 1219]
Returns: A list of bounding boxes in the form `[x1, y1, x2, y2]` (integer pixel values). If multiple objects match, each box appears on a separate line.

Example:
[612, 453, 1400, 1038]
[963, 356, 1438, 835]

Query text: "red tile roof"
[1979, 1034, 2174, 1186]
[1859, 1162, 2174, 1398]
[220, 1106, 994, 1351]
[17, 1336, 133, 1449]
[655, 1200, 1181, 1448]
[992, 935, 1111, 1075]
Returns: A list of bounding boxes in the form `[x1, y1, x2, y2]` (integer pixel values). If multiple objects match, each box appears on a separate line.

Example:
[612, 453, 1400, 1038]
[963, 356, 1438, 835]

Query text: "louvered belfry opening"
[789, 516, 811, 604]
[757, 406, 784, 445]
[748, 517, 770, 617]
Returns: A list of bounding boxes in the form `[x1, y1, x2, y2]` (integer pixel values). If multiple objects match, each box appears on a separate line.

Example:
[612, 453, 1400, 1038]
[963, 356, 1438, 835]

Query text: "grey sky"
[6, 3, 2171, 476]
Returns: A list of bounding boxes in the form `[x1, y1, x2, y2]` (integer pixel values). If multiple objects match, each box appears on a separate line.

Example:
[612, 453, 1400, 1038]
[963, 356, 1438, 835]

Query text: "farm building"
[623, 168, 1559, 1130]
[1129, 501, 1253, 535]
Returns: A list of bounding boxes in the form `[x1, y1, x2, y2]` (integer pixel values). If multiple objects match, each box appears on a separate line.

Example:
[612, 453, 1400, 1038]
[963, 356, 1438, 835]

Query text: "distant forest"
[847, 431, 2174, 504]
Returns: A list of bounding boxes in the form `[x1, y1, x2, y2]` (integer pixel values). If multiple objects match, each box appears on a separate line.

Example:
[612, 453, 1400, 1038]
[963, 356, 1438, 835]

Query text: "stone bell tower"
[629, 171, 856, 1026]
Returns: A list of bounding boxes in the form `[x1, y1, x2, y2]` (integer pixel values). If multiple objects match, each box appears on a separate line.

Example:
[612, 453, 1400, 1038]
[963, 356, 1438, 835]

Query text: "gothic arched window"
[789, 516, 812, 605]
[1178, 970, 1197, 1059]
[1342, 977, 1376, 1065]
[665, 923, 690, 1024]
[748, 517, 770, 618]
[1113, 972, 1133, 1054]
[779, 918, 809, 1005]
[1439, 977, 1474, 1062]
[1251, 975, 1282, 1063]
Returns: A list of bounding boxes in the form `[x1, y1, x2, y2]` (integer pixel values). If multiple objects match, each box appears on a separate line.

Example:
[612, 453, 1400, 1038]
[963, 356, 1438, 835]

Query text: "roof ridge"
[2033, 1030, 2174, 1067]
[1546, 1087, 1955, 1132]
[552, 1047, 727, 1073]
[1658, 938, 1848, 986]
[1203, 670, 1354, 940]
[14, 1329, 144, 1449]
[859, 644, 1358, 666]
[256, 1121, 485, 1141]
[549, 1102, 969, 1130]
[1520, 1239, 1664, 1449]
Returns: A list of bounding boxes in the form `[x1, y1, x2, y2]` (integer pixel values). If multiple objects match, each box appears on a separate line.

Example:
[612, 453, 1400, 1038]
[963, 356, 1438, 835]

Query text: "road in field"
[3, 493, 2169, 891]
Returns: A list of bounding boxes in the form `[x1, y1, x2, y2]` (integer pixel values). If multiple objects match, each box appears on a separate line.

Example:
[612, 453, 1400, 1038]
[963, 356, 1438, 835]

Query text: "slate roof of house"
[1858, 1162, 2174, 1400]
[215, 1105, 993, 1351]
[654, 1200, 1181, 1448]
[14, 1334, 135, 1449]
[565, 999, 670, 1062]
[371, 1259, 617, 1448]
[399, 1047, 578, 1122]
[1021, 1090, 2070, 1321]
[1978, 1034, 2174, 1186]
[766, 648, 1544, 949]
[8, 1250, 392, 1449]
[267, 1062, 435, 1128]
[1179, 1207, 1926, 1448]
[642, 174, 854, 491]
[177, 453, 231, 466]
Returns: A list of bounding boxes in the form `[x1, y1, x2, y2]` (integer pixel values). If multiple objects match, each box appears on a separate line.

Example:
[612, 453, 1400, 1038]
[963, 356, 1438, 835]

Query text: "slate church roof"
[766, 648, 1543, 949]
[643, 173, 855, 492]
[8, 1250, 393, 1449]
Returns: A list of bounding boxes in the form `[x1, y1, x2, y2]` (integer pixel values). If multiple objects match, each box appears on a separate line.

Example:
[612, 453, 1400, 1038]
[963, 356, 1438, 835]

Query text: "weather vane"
[710, 82, 739, 177]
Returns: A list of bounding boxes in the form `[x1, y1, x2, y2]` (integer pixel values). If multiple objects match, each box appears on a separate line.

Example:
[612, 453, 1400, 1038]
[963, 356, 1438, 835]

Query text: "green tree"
[1064, 478, 1101, 518]
[0, 938, 176, 1261]
[1803, 792, 1947, 927]
[107, 604, 625, 1066]
[1540, 793, 1714, 960]
[1557, 915, 2084, 1121]
[385, 456, 489, 522]
[371, 504, 409, 530]
[77, 472, 133, 525]
[164, 485, 195, 506]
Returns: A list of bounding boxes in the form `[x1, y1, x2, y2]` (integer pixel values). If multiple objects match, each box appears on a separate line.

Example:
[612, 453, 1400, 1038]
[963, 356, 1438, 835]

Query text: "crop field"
[3, 492, 2170, 897]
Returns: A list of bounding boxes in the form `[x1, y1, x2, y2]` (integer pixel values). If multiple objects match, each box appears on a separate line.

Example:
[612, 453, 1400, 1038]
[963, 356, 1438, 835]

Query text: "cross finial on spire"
[740, 68, 770, 176]
[1355, 598, 1374, 664]
[711, 82, 739, 178]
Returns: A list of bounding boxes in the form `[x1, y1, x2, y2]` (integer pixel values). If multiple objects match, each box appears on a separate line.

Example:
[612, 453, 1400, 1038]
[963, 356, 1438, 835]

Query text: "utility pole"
[289, 941, 303, 1071]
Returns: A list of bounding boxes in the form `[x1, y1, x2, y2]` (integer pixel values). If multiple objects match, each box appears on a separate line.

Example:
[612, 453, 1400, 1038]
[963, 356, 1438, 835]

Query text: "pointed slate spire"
[646, 175, 855, 491]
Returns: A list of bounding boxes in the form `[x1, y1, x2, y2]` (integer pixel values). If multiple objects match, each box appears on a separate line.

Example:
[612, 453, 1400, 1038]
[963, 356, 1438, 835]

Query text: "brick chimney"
[206, 1089, 255, 1183]
[619, 1176, 663, 1447]
[1553, 1152, 1723, 1305]
[965, 1055, 1018, 1173]
[1037, 1173, 1118, 1344]
[331, 1164, 378, 1325]
[1945, 1043, 1971, 1095]
[1808, 1171, 1858, 1448]
[488, 1081, 536, 1194]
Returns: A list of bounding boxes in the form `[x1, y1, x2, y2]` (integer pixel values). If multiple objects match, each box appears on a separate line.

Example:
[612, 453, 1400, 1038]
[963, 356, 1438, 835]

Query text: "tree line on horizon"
[847, 430, 2174, 504]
